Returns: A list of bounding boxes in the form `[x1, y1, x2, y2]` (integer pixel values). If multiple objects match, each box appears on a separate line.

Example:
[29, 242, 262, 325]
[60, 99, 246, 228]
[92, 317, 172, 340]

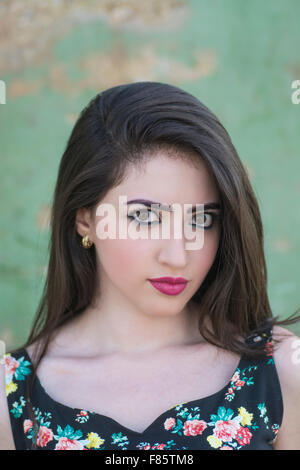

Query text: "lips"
[149, 277, 188, 284]
[148, 277, 188, 296]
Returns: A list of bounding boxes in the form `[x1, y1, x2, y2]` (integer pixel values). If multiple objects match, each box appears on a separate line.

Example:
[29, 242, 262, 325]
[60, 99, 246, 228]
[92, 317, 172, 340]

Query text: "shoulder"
[272, 326, 300, 386]
[0, 355, 16, 449]
[272, 325, 300, 450]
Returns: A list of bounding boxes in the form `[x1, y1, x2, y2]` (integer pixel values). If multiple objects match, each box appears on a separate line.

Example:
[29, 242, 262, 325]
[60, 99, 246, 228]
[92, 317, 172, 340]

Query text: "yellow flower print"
[238, 407, 253, 426]
[86, 432, 105, 449]
[6, 380, 18, 396]
[207, 435, 222, 448]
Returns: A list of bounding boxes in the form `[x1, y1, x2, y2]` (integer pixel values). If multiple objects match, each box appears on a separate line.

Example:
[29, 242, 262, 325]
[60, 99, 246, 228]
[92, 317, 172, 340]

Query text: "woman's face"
[77, 150, 221, 319]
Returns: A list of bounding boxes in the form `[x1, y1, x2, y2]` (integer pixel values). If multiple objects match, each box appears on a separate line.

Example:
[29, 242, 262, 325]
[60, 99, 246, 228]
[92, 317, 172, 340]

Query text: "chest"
[34, 349, 240, 434]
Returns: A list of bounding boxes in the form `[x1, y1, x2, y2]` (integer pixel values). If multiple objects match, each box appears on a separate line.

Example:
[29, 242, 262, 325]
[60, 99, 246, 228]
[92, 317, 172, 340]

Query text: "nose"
[157, 236, 187, 268]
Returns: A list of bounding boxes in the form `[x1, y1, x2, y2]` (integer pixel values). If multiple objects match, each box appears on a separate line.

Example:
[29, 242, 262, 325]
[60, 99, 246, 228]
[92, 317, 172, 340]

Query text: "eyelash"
[127, 209, 219, 230]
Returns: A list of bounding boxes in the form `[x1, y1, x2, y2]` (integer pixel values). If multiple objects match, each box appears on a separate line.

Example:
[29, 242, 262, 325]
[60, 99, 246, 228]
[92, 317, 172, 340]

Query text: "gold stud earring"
[81, 235, 93, 249]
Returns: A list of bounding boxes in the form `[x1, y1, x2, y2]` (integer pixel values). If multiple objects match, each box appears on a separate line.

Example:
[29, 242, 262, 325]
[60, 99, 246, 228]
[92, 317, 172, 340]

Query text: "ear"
[75, 208, 93, 239]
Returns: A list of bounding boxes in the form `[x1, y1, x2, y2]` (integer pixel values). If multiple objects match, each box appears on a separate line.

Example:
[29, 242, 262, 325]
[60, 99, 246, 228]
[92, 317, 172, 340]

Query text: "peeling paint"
[0, 0, 188, 75]
[35, 204, 51, 231]
[7, 43, 217, 98]
[271, 238, 293, 253]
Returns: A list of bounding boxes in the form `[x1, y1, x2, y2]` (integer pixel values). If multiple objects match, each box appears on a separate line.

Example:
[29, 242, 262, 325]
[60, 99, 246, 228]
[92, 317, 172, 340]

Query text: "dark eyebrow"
[126, 199, 221, 213]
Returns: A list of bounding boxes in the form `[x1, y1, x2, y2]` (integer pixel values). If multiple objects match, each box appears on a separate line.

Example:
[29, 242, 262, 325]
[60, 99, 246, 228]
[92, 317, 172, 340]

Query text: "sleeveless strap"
[3, 328, 284, 450]
[243, 323, 283, 446]
[4, 348, 33, 449]
[245, 319, 274, 348]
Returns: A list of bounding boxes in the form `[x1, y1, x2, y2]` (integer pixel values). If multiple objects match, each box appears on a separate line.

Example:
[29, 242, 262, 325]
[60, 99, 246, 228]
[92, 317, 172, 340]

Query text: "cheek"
[95, 238, 150, 284]
[192, 232, 220, 279]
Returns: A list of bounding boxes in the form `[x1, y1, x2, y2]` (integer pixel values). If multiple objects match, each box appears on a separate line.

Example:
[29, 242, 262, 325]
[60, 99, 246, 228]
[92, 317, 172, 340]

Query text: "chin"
[146, 303, 185, 317]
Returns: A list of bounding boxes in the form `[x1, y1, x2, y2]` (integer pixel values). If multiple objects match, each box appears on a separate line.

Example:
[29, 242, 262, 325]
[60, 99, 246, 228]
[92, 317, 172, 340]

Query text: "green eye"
[191, 212, 218, 230]
[195, 213, 210, 226]
[127, 209, 219, 230]
[127, 209, 160, 226]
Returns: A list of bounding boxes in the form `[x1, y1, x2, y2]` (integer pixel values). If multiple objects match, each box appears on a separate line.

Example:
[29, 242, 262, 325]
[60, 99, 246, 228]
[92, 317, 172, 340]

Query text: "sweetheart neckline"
[22, 348, 247, 436]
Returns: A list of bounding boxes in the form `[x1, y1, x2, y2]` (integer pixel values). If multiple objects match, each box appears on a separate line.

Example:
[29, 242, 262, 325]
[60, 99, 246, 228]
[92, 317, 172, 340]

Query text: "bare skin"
[1, 150, 299, 448]
[27, 150, 235, 434]
[26, 309, 242, 434]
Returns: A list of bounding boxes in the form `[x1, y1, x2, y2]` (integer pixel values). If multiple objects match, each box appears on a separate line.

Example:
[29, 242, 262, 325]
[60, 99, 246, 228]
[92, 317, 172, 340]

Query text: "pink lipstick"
[148, 277, 188, 296]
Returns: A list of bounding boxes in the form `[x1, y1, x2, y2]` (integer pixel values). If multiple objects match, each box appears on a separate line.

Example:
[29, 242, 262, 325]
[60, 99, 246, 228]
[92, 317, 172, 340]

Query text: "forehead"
[112, 151, 219, 203]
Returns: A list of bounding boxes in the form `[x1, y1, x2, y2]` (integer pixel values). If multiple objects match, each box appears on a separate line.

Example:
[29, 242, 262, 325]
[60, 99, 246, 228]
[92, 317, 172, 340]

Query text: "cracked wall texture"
[0, 0, 300, 349]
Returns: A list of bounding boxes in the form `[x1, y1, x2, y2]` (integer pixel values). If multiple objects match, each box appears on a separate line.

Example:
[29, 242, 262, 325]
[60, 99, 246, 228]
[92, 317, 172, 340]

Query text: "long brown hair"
[10, 81, 300, 448]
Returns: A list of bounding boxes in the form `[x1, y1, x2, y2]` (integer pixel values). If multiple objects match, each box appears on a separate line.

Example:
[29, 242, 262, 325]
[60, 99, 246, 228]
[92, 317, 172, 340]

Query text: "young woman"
[1, 82, 299, 450]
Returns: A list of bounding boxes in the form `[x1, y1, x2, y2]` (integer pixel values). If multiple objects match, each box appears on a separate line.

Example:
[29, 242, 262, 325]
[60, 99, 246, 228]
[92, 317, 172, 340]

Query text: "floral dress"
[4, 327, 282, 450]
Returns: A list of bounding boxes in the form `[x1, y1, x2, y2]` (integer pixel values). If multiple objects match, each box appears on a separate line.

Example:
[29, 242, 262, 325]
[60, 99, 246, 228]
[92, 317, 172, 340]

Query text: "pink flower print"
[231, 372, 240, 383]
[23, 419, 33, 433]
[220, 445, 233, 450]
[183, 419, 207, 436]
[164, 417, 176, 431]
[213, 419, 240, 442]
[36, 426, 54, 447]
[153, 443, 166, 449]
[235, 380, 245, 387]
[4, 355, 19, 376]
[264, 341, 274, 356]
[55, 437, 86, 450]
[141, 444, 151, 450]
[235, 426, 252, 446]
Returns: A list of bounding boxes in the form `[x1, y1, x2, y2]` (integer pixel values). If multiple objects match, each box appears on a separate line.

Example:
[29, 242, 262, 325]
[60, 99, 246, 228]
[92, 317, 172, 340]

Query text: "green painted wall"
[1, 0, 300, 350]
